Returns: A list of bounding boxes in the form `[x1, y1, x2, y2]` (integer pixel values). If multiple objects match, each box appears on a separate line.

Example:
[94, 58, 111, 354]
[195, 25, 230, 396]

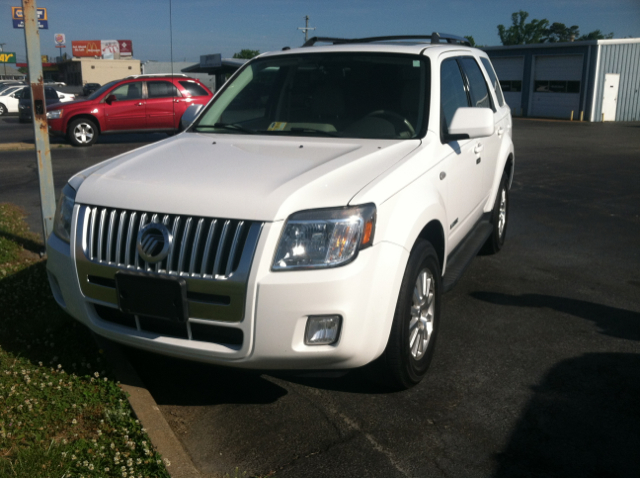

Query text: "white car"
[47, 33, 514, 389]
[0, 86, 25, 115]
[55, 90, 76, 103]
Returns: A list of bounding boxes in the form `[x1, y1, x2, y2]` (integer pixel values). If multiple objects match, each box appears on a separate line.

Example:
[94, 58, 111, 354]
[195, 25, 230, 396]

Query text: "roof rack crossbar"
[302, 33, 471, 48]
[125, 73, 191, 79]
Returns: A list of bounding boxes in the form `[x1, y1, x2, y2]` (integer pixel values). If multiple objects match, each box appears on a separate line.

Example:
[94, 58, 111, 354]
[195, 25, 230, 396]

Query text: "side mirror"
[447, 107, 495, 140]
[180, 104, 204, 131]
[59, 94, 64, 99]
[105, 94, 117, 105]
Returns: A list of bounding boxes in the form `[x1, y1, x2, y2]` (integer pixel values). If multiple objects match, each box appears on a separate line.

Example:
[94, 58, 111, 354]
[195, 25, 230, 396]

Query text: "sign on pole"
[54, 33, 65, 48]
[0, 52, 17, 63]
[12, 6, 48, 29]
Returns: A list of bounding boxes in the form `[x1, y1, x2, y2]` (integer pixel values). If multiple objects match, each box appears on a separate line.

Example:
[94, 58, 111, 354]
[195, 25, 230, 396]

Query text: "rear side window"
[459, 57, 493, 110]
[20, 88, 59, 100]
[440, 58, 469, 133]
[480, 58, 505, 107]
[179, 81, 208, 97]
[147, 81, 179, 99]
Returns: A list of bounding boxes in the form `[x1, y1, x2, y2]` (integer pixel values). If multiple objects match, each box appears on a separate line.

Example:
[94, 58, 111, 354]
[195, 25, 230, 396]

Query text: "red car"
[47, 74, 213, 146]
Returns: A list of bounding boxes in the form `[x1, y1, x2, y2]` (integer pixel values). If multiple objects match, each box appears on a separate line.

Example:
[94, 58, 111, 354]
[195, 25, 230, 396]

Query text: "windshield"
[87, 80, 119, 100]
[193, 53, 429, 139]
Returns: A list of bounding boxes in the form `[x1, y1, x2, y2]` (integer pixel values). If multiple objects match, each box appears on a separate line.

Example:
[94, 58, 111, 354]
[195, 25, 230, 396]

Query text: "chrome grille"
[81, 205, 260, 279]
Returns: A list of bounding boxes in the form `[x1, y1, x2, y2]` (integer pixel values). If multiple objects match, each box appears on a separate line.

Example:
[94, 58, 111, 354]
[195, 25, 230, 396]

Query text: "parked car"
[47, 74, 213, 146]
[0, 86, 26, 115]
[18, 86, 64, 122]
[82, 83, 101, 96]
[55, 91, 76, 102]
[46, 34, 514, 389]
[45, 81, 66, 87]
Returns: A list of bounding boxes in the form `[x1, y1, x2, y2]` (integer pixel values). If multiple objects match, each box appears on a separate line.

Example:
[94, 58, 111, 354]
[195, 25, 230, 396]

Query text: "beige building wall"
[76, 58, 141, 85]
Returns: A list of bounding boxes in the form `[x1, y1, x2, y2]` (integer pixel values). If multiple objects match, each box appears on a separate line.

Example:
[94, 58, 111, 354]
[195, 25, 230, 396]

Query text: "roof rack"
[124, 73, 191, 79]
[302, 33, 471, 48]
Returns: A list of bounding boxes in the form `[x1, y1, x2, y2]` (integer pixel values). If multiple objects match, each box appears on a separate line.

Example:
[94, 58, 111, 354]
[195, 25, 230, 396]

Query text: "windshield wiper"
[195, 123, 257, 134]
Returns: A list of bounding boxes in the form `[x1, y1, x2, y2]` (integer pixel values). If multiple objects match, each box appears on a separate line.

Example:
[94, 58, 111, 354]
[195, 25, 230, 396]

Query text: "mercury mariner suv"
[47, 34, 514, 389]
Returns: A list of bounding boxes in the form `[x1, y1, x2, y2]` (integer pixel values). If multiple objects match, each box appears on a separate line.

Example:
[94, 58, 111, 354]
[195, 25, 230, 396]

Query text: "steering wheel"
[366, 110, 415, 137]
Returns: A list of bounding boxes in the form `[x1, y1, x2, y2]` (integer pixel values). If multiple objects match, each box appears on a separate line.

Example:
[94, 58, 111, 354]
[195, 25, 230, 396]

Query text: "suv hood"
[74, 133, 420, 221]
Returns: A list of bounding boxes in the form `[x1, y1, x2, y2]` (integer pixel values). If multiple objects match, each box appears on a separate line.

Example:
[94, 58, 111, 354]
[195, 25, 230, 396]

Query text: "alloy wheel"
[409, 268, 435, 360]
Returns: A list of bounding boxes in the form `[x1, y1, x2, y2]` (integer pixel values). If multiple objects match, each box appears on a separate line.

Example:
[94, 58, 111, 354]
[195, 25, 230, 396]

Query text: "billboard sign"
[11, 7, 48, 29]
[200, 54, 222, 68]
[72, 40, 101, 57]
[118, 40, 133, 57]
[0, 52, 17, 64]
[54, 33, 65, 47]
[101, 40, 119, 60]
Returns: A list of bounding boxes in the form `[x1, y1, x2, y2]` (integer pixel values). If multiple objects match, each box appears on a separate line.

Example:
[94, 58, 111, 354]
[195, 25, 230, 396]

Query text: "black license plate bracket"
[115, 272, 188, 322]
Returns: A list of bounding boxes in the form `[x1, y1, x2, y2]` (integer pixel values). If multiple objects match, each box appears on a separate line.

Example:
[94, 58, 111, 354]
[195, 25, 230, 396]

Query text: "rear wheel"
[68, 118, 98, 147]
[0, 103, 6, 116]
[373, 239, 441, 389]
[481, 171, 509, 254]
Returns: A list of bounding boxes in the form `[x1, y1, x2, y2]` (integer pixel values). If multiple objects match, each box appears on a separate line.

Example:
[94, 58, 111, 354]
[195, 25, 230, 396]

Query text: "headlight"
[272, 204, 376, 271]
[53, 184, 76, 243]
[47, 109, 63, 119]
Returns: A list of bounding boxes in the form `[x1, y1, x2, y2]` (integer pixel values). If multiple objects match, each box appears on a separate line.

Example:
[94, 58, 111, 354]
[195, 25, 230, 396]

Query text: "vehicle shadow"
[123, 347, 288, 406]
[494, 352, 640, 476]
[470, 292, 640, 342]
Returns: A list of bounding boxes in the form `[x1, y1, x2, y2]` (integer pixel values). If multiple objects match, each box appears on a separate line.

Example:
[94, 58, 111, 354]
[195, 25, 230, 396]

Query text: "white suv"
[47, 34, 513, 389]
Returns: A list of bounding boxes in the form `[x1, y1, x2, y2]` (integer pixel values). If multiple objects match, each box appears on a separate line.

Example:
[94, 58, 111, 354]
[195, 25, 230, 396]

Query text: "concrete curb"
[0, 142, 71, 151]
[93, 334, 202, 478]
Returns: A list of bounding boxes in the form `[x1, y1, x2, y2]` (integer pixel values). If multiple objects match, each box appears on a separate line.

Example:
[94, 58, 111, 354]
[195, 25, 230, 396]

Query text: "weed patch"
[0, 204, 169, 477]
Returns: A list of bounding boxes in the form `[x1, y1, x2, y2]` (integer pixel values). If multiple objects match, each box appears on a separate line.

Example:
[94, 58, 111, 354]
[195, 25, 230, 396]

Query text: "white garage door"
[491, 57, 524, 114]
[531, 55, 583, 119]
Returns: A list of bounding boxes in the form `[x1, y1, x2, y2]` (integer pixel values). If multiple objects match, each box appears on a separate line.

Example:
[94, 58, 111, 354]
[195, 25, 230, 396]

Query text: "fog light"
[305, 315, 342, 345]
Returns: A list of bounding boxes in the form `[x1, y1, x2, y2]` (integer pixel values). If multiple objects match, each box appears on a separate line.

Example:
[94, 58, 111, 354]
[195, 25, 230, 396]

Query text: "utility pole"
[22, 0, 56, 243]
[298, 15, 316, 44]
[0, 43, 6, 78]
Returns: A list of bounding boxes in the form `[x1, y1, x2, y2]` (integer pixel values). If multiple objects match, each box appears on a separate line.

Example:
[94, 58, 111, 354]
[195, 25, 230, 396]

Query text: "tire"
[372, 239, 441, 390]
[67, 118, 98, 147]
[0, 103, 6, 116]
[481, 171, 509, 255]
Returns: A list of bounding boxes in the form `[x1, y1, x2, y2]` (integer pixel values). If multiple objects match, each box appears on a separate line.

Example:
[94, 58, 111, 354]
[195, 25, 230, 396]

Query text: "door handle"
[474, 143, 483, 154]
[497, 127, 504, 137]
[136, 102, 144, 106]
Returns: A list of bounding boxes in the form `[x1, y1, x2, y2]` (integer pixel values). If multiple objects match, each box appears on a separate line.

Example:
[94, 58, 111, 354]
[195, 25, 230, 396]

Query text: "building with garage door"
[483, 38, 640, 122]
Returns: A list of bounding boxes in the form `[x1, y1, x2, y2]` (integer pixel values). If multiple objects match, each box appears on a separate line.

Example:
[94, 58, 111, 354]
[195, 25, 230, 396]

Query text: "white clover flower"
[121, 466, 126, 471]
[127, 458, 133, 467]
[83, 460, 88, 466]
[72, 404, 77, 408]
[136, 458, 142, 465]
[72, 419, 77, 424]
[94, 372, 99, 378]
[105, 468, 110, 472]
[57, 364, 62, 369]
[71, 455, 77, 460]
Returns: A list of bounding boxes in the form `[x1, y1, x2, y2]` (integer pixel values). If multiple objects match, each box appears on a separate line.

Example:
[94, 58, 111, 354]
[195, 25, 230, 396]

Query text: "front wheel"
[0, 103, 7, 116]
[68, 118, 98, 147]
[373, 239, 441, 389]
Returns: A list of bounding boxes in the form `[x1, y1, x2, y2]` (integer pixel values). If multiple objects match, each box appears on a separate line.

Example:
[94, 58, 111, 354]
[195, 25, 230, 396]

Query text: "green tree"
[464, 36, 476, 47]
[577, 30, 614, 41]
[497, 11, 549, 45]
[233, 49, 260, 59]
[543, 22, 580, 42]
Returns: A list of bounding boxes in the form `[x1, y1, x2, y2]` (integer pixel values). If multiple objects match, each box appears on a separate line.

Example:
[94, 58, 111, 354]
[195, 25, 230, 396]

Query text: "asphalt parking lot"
[1, 118, 639, 476]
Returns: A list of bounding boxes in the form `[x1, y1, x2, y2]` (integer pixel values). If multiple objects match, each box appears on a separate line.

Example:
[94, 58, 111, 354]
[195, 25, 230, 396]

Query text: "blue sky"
[1, 0, 639, 63]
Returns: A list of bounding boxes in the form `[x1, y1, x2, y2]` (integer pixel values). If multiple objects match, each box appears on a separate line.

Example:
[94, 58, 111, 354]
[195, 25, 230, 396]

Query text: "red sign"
[72, 40, 101, 57]
[118, 40, 133, 57]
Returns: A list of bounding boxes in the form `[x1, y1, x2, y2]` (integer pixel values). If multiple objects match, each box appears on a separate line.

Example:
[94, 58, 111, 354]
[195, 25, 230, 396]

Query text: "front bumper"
[46, 208, 408, 370]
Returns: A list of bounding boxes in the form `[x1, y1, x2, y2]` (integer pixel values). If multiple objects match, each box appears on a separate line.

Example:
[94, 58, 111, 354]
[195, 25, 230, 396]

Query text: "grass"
[0, 203, 170, 478]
